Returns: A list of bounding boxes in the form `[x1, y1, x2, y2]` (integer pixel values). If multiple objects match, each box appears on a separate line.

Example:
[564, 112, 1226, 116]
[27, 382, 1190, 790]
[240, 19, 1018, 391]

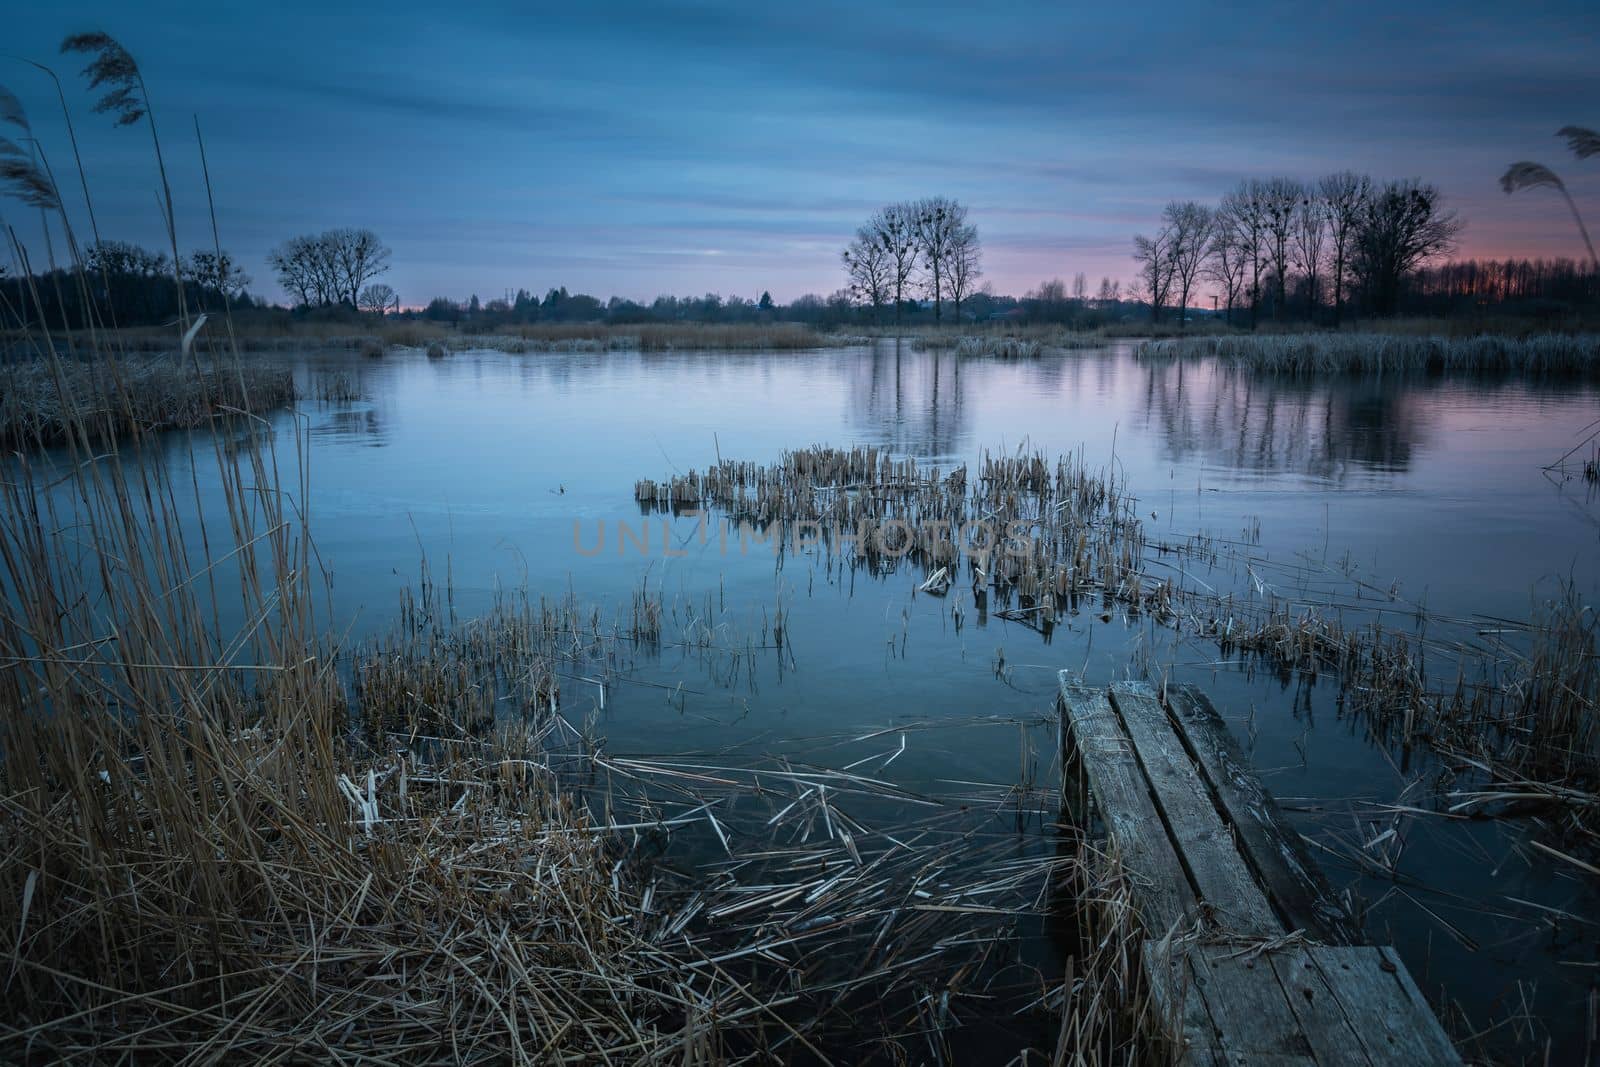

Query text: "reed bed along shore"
[39, 320, 865, 356]
[0, 354, 295, 448]
[0, 341, 1163, 1058]
[1137, 332, 1600, 377]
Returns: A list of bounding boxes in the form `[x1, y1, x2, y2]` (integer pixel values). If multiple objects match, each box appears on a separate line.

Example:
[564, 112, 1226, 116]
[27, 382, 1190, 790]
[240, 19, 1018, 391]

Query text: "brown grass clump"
[1137, 332, 1600, 377]
[0, 354, 294, 448]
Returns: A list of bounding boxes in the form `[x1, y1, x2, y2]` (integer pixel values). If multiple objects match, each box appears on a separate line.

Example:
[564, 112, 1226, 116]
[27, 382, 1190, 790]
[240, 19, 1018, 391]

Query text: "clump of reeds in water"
[911, 333, 1044, 358]
[636, 443, 1148, 629]
[0, 355, 295, 448]
[1585, 448, 1598, 482]
[1137, 332, 1600, 378]
[955, 335, 1042, 358]
[311, 369, 362, 402]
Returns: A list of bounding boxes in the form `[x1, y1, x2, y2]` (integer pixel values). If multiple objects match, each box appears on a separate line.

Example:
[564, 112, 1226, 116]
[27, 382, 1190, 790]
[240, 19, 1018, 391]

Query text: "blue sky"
[4, 1, 1598, 305]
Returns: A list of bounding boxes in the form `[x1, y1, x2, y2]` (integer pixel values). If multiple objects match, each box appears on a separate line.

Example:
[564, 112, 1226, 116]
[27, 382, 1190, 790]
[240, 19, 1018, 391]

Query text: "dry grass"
[429, 322, 856, 353]
[58, 320, 857, 353]
[1137, 332, 1600, 376]
[0, 346, 1157, 1060]
[0, 354, 295, 448]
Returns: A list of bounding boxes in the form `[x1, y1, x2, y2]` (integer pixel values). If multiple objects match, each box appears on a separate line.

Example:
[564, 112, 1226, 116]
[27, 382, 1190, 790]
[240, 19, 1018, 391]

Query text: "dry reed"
[1137, 332, 1600, 377]
[0, 354, 295, 448]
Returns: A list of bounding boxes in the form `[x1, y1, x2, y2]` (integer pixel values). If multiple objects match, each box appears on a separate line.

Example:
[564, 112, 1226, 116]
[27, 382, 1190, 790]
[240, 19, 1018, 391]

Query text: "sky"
[4, 1, 1599, 306]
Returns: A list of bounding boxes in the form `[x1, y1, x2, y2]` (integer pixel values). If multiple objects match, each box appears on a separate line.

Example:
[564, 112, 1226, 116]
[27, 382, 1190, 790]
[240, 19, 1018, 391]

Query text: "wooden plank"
[1108, 682, 1280, 937]
[1267, 946, 1378, 1066]
[1058, 678, 1197, 934]
[1184, 944, 1318, 1064]
[1307, 947, 1462, 1065]
[1143, 938, 1225, 1066]
[1165, 683, 1361, 945]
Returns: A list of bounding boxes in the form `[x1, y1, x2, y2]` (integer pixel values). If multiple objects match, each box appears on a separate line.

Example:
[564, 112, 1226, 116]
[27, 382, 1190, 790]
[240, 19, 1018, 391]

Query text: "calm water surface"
[190, 342, 1599, 1059]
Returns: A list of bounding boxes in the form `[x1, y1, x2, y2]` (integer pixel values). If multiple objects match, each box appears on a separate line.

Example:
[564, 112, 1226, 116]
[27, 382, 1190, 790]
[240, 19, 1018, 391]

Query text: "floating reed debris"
[0, 355, 295, 448]
[1137, 332, 1600, 377]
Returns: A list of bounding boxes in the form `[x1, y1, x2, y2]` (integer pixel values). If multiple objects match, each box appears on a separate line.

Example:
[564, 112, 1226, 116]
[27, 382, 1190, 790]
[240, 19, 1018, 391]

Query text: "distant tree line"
[1133, 174, 1465, 325]
[1406, 257, 1600, 313]
[840, 198, 981, 324]
[0, 239, 258, 330]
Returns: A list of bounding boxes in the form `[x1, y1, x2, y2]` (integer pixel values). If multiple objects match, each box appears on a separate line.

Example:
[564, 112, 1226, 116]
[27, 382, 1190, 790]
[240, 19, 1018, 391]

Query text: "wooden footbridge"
[1058, 678, 1462, 1065]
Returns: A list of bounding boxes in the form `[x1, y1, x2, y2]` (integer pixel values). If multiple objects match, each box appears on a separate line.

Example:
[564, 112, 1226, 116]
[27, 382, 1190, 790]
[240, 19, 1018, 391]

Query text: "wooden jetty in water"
[1058, 677, 1462, 1065]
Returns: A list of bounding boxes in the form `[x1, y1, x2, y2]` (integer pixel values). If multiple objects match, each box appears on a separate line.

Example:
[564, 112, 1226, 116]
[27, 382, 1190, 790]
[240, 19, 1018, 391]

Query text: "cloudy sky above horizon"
[5, 1, 1599, 306]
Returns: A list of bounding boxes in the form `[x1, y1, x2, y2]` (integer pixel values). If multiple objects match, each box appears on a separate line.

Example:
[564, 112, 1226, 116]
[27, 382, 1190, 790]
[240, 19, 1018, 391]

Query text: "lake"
[169, 339, 1600, 1059]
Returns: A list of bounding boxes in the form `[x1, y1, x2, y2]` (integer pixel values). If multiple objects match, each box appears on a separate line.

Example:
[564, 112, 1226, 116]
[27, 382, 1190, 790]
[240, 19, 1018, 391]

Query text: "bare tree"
[359, 283, 398, 315]
[944, 222, 981, 322]
[841, 226, 892, 320]
[1255, 177, 1302, 319]
[1292, 192, 1327, 319]
[268, 234, 336, 306]
[1206, 210, 1249, 325]
[1220, 183, 1268, 328]
[866, 203, 919, 328]
[1319, 171, 1371, 324]
[911, 196, 964, 323]
[269, 229, 390, 308]
[1163, 201, 1214, 326]
[329, 228, 392, 307]
[1350, 179, 1463, 315]
[183, 250, 250, 299]
[1132, 226, 1175, 323]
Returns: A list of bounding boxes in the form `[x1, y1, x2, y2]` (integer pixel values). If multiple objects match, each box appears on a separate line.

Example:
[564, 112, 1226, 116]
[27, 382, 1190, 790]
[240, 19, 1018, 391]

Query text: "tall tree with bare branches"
[1350, 179, 1462, 315]
[841, 226, 892, 320]
[1292, 191, 1327, 319]
[1254, 177, 1302, 318]
[911, 197, 964, 323]
[1163, 201, 1213, 326]
[944, 222, 981, 322]
[1318, 171, 1371, 324]
[1219, 184, 1268, 328]
[1133, 226, 1175, 323]
[866, 203, 919, 328]
[1206, 209, 1250, 326]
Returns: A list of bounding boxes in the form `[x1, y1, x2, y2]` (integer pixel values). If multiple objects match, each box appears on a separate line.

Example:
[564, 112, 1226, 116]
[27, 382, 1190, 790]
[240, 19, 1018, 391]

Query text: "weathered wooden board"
[1059, 682, 1196, 933]
[1057, 674, 1463, 1065]
[1165, 683, 1361, 945]
[1109, 682, 1280, 936]
[1151, 943, 1461, 1066]
[1302, 947, 1460, 1065]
